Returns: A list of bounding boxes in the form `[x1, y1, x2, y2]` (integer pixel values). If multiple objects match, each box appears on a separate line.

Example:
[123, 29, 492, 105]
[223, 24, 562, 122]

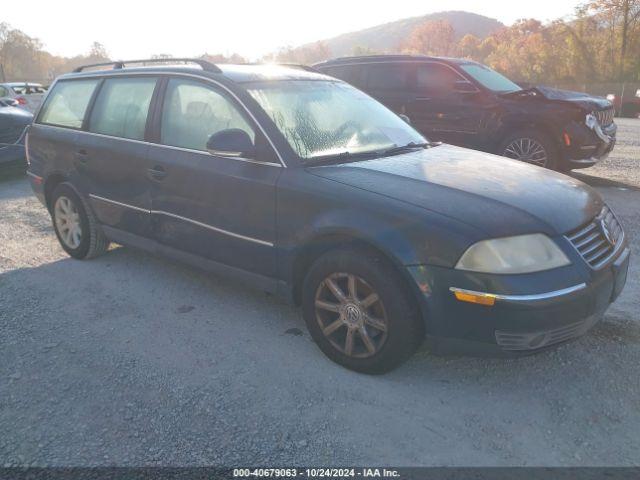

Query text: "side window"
[0, 86, 8, 97]
[89, 77, 157, 140]
[365, 64, 409, 90]
[324, 66, 364, 88]
[160, 78, 255, 151]
[37, 79, 100, 128]
[415, 63, 464, 95]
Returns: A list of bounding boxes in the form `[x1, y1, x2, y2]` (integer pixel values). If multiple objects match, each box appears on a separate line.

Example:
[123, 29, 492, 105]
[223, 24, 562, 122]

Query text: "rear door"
[360, 63, 413, 114]
[146, 76, 280, 278]
[75, 76, 158, 238]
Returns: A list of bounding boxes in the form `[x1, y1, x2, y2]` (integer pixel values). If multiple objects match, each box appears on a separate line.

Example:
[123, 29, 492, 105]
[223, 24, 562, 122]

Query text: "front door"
[405, 62, 487, 148]
[146, 77, 280, 278]
[76, 76, 158, 238]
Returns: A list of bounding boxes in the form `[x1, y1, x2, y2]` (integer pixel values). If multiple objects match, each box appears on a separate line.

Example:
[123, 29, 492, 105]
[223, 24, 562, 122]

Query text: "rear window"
[38, 79, 100, 128]
[88, 77, 157, 140]
[364, 64, 409, 90]
[322, 65, 365, 87]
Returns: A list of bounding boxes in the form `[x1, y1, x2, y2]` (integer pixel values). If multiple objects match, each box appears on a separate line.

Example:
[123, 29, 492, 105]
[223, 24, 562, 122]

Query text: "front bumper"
[407, 245, 630, 356]
[563, 121, 617, 169]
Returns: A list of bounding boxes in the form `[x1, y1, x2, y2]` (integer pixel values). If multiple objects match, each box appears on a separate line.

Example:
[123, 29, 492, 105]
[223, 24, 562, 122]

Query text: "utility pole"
[620, 0, 631, 81]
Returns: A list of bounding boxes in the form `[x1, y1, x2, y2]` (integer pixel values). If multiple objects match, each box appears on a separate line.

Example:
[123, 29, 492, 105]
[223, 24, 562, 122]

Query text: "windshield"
[460, 64, 521, 93]
[247, 80, 426, 160]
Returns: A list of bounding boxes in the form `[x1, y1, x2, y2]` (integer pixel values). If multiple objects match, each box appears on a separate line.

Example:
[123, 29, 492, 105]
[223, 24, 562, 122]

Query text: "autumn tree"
[266, 41, 330, 65]
[401, 20, 455, 56]
[580, 0, 640, 80]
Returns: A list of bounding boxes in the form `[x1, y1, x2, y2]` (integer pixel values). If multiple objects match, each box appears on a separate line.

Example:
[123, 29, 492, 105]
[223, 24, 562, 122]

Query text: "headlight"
[455, 234, 570, 274]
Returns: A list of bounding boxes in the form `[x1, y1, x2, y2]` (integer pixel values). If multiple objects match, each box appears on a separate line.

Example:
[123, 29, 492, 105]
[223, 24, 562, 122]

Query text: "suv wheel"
[51, 183, 110, 259]
[498, 130, 558, 169]
[302, 247, 424, 374]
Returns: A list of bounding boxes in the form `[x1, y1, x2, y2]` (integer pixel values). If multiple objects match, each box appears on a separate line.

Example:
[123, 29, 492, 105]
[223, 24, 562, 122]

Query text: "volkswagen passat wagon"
[26, 59, 629, 373]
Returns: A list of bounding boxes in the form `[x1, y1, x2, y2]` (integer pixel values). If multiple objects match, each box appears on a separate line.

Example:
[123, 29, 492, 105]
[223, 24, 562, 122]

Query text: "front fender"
[276, 169, 483, 284]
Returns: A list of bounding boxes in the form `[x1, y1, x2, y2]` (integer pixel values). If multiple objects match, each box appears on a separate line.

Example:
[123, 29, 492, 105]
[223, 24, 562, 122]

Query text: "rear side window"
[89, 77, 157, 140]
[364, 64, 409, 90]
[322, 65, 365, 87]
[38, 79, 100, 128]
[160, 78, 255, 151]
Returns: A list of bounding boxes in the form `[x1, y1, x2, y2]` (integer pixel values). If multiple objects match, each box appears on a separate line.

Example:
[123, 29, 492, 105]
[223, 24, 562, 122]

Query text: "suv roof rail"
[72, 58, 222, 73]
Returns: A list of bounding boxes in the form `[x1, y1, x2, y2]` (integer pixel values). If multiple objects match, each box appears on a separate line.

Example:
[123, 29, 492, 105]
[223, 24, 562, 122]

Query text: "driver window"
[415, 63, 463, 96]
[161, 79, 255, 151]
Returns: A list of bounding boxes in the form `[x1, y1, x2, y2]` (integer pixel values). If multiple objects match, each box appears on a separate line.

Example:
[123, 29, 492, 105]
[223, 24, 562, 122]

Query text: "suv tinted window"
[323, 65, 365, 87]
[89, 77, 157, 140]
[364, 63, 409, 90]
[415, 63, 464, 95]
[160, 78, 255, 151]
[38, 79, 100, 128]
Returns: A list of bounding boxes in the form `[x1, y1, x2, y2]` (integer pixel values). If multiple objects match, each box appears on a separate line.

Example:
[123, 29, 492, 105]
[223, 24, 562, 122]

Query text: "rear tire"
[51, 183, 109, 259]
[497, 129, 559, 170]
[302, 246, 424, 374]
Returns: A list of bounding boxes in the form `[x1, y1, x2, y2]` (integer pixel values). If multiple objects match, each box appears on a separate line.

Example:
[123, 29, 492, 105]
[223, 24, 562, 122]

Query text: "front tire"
[498, 129, 559, 170]
[51, 183, 110, 259]
[302, 246, 424, 374]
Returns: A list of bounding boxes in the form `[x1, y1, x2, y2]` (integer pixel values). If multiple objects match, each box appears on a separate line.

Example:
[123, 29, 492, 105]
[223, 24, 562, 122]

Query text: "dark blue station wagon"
[26, 59, 629, 373]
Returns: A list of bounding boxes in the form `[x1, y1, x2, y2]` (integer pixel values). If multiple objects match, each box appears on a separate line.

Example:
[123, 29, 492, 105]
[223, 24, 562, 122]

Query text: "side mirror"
[399, 114, 411, 124]
[206, 128, 255, 158]
[453, 80, 479, 94]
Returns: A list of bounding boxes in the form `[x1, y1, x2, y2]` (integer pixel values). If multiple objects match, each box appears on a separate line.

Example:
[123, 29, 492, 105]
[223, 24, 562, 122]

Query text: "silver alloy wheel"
[503, 138, 548, 166]
[54, 196, 82, 249]
[314, 272, 388, 358]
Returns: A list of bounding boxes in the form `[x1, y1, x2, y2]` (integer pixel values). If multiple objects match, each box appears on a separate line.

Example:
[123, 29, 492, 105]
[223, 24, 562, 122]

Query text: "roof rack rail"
[72, 58, 222, 73]
[279, 63, 320, 73]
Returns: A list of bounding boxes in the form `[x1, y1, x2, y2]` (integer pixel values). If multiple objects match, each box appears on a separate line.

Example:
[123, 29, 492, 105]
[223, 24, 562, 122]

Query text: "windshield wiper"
[305, 150, 384, 166]
[382, 141, 431, 156]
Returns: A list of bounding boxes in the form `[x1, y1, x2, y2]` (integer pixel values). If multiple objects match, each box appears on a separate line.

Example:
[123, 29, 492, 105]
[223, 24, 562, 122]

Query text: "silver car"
[0, 82, 47, 113]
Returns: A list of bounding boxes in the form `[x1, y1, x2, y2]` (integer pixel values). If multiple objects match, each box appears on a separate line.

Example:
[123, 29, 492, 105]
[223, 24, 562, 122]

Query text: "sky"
[4, 0, 580, 60]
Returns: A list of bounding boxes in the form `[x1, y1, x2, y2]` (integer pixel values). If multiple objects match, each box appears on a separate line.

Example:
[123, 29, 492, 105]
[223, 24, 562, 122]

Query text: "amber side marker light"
[563, 132, 571, 146]
[452, 289, 496, 306]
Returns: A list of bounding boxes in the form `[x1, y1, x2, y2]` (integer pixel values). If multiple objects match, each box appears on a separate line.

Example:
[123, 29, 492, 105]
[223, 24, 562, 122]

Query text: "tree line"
[1, 0, 638, 86]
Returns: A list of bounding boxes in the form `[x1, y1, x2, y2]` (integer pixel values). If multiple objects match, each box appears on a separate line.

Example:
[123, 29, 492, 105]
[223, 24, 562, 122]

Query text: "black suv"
[314, 55, 617, 171]
[27, 59, 629, 373]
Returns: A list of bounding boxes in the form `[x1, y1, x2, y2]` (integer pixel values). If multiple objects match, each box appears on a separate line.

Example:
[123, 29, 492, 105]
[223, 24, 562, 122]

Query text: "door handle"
[416, 96, 431, 101]
[75, 149, 89, 164]
[147, 166, 167, 181]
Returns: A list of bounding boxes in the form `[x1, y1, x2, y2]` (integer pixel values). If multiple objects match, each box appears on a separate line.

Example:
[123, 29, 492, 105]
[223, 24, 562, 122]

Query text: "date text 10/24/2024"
[233, 468, 401, 478]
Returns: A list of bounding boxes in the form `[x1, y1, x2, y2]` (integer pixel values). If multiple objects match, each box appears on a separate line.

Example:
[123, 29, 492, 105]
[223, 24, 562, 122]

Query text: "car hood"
[516, 86, 612, 112]
[307, 144, 603, 238]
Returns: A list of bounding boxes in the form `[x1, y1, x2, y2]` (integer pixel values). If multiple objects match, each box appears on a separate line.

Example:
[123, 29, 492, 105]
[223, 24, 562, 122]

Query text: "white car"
[0, 82, 47, 113]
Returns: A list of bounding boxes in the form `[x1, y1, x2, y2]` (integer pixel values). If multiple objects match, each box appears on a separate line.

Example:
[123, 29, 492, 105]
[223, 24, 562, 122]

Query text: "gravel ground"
[0, 119, 639, 467]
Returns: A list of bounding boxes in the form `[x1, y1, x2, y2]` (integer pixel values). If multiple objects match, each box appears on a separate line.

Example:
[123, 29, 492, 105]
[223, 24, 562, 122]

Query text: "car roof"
[2, 82, 44, 87]
[56, 63, 333, 84]
[314, 55, 478, 67]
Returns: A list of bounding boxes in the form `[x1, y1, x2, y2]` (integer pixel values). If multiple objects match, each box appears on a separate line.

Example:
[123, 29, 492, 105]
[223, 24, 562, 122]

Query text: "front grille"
[0, 125, 25, 145]
[593, 107, 614, 126]
[495, 314, 601, 351]
[566, 205, 623, 269]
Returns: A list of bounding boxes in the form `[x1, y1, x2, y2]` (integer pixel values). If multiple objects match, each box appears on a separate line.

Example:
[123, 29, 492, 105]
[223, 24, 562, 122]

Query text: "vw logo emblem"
[600, 218, 614, 245]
